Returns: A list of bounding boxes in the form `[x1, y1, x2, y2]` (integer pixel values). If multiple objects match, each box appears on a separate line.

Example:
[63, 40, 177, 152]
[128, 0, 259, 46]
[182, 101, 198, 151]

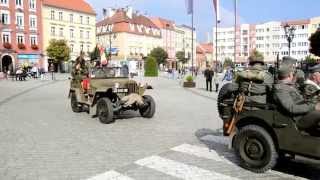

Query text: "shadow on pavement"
[195, 128, 320, 180]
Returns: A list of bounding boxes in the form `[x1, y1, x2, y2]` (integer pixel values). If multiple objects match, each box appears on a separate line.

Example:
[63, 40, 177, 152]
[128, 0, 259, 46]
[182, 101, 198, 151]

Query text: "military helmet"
[281, 56, 297, 65]
[310, 64, 320, 73]
[278, 65, 294, 79]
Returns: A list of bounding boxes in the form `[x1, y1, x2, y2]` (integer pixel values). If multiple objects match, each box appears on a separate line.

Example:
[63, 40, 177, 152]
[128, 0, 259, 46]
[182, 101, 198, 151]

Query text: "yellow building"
[42, 0, 96, 70]
[96, 7, 162, 63]
[309, 16, 320, 34]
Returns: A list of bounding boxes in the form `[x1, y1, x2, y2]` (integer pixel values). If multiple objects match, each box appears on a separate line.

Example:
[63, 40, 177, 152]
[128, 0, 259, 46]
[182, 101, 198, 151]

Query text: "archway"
[1, 55, 13, 72]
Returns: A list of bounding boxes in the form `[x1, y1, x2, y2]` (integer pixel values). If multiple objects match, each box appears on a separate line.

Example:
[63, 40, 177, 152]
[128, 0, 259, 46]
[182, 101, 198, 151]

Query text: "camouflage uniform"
[71, 55, 89, 84]
[236, 59, 273, 104]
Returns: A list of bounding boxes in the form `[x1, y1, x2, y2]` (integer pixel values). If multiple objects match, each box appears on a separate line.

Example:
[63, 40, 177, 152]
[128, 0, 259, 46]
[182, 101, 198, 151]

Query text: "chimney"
[102, 8, 107, 18]
[104, 8, 115, 19]
[126, 6, 133, 19]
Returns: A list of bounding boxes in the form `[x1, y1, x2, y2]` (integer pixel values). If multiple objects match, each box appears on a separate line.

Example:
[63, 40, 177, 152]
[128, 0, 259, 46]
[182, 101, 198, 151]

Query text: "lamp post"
[107, 28, 117, 65]
[283, 23, 296, 57]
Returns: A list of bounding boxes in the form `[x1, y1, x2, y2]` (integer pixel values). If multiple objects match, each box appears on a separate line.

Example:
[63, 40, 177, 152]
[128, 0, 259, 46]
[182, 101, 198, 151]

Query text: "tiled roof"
[281, 19, 310, 26]
[43, 0, 96, 15]
[96, 9, 161, 38]
[198, 43, 213, 54]
[150, 17, 175, 30]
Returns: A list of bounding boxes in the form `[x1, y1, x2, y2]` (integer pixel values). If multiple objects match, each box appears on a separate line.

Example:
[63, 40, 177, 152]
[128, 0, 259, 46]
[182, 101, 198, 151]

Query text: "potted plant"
[18, 43, 26, 49]
[183, 75, 196, 88]
[3, 42, 12, 49]
[31, 44, 39, 50]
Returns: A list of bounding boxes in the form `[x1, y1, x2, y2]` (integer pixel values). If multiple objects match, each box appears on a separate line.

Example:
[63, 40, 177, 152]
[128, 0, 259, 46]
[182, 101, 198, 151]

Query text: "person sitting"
[303, 64, 320, 104]
[274, 65, 320, 136]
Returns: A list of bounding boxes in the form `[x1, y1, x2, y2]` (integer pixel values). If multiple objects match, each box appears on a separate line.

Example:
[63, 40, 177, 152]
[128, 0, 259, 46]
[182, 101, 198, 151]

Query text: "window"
[59, 12, 63, 21]
[1, 0, 8, 5]
[242, 30, 248, 35]
[16, 14, 23, 27]
[59, 28, 63, 37]
[2, 33, 10, 43]
[80, 15, 83, 24]
[80, 30, 83, 39]
[70, 44, 74, 52]
[69, 14, 73, 23]
[51, 26, 56, 36]
[17, 35, 24, 44]
[86, 31, 90, 39]
[29, 16, 36, 29]
[1, 13, 9, 25]
[86, 17, 90, 25]
[29, 0, 36, 9]
[50, 10, 55, 20]
[70, 29, 74, 38]
[16, 0, 22, 6]
[30, 36, 37, 45]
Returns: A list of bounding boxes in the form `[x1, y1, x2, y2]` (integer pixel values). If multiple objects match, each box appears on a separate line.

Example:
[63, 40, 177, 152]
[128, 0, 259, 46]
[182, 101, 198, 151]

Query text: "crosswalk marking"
[171, 143, 233, 164]
[135, 155, 239, 180]
[87, 170, 134, 180]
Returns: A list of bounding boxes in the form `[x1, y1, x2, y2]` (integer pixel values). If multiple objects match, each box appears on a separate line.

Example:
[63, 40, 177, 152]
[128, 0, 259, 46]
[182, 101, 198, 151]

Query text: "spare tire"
[217, 82, 238, 121]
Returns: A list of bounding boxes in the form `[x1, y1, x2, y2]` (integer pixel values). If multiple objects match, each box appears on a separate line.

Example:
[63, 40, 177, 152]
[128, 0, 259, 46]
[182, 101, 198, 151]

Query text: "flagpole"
[215, 10, 218, 73]
[191, 1, 194, 77]
[234, 0, 237, 66]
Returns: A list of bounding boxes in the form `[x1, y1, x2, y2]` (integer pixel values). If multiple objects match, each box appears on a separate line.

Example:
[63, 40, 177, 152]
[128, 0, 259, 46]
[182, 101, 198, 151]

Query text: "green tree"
[305, 55, 317, 65]
[248, 49, 264, 62]
[144, 56, 158, 77]
[90, 45, 100, 61]
[176, 51, 188, 64]
[309, 29, 320, 56]
[46, 39, 70, 63]
[149, 47, 168, 65]
[223, 57, 234, 68]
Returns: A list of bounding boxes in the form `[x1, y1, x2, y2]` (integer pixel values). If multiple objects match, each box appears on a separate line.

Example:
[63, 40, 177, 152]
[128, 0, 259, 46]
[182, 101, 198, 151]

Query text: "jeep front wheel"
[97, 98, 114, 124]
[139, 95, 155, 118]
[234, 125, 278, 173]
[70, 92, 82, 113]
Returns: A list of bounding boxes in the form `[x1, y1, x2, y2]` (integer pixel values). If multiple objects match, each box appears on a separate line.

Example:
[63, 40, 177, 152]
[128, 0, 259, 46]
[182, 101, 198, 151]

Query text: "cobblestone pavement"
[0, 74, 319, 180]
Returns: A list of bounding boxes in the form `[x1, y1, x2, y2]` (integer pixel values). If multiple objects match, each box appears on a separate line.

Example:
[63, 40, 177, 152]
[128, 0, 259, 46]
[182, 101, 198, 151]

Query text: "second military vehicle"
[69, 65, 155, 124]
[218, 82, 320, 173]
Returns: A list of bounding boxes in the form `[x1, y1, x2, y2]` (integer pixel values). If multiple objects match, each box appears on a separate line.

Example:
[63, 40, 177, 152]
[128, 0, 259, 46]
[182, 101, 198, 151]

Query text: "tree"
[149, 47, 168, 65]
[248, 49, 264, 62]
[305, 55, 317, 66]
[223, 57, 234, 68]
[90, 45, 100, 61]
[309, 29, 320, 56]
[144, 56, 158, 77]
[46, 39, 70, 63]
[176, 51, 188, 65]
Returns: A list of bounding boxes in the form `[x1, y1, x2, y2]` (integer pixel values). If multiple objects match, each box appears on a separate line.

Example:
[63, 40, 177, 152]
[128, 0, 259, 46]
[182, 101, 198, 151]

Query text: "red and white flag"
[213, 0, 221, 22]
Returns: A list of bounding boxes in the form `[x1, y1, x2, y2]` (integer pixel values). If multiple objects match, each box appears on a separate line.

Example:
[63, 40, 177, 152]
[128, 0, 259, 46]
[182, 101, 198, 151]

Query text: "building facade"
[196, 43, 213, 70]
[96, 7, 162, 65]
[0, 0, 43, 72]
[175, 24, 196, 68]
[214, 18, 315, 65]
[42, 0, 96, 70]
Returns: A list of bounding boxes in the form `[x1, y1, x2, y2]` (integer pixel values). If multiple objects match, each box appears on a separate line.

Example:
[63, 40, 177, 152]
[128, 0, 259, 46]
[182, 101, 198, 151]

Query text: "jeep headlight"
[114, 83, 120, 89]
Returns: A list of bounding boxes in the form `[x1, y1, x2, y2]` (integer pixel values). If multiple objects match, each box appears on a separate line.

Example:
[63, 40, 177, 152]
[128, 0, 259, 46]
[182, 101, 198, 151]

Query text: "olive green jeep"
[68, 65, 155, 124]
[218, 82, 320, 173]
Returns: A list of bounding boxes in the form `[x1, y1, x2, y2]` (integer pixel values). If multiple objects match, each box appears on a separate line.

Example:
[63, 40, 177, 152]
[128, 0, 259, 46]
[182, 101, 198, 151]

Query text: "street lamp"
[283, 23, 296, 57]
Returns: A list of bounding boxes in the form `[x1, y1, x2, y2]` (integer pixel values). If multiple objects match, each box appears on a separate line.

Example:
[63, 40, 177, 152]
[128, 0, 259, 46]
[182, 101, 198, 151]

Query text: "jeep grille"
[127, 82, 138, 94]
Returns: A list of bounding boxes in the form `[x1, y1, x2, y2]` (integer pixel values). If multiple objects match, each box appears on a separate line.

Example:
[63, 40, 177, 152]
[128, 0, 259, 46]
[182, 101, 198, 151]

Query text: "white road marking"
[171, 144, 233, 164]
[87, 170, 134, 180]
[135, 155, 239, 180]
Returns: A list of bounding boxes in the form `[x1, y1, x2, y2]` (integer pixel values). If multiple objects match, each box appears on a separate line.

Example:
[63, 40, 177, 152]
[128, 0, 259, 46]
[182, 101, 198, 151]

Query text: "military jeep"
[68, 65, 155, 124]
[218, 82, 320, 173]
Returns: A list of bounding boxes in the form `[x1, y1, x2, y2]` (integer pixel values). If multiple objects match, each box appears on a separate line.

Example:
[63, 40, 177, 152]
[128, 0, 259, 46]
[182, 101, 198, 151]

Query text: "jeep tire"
[217, 83, 237, 121]
[70, 92, 82, 113]
[139, 95, 155, 118]
[234, 125, 278, 173]
[97, 98, 114, 124]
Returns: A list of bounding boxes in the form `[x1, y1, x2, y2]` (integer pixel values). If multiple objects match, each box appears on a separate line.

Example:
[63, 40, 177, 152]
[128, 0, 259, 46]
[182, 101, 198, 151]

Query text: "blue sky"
[86, 0, 320, 42]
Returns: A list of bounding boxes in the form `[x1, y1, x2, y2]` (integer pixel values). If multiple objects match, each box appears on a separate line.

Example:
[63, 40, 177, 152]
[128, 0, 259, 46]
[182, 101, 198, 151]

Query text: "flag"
[213, 0, 221, 22]
[185, 0, 193, 14]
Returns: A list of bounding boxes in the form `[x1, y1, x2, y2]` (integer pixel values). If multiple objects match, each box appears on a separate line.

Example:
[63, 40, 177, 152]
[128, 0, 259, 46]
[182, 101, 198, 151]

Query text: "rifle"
[226, 93, 246, 135]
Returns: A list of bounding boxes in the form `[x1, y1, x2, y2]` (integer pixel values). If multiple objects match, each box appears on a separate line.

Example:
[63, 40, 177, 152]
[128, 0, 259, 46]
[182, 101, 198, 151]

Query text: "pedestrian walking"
[213, 72, 220, 92]
[204, 66, 214, 91]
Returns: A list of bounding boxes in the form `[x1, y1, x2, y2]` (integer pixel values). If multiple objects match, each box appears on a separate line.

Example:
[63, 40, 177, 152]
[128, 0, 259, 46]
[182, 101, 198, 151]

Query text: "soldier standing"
[71, 52, 89, 86]
[204, 65, 214, 91]
[303, 64, 320, 103]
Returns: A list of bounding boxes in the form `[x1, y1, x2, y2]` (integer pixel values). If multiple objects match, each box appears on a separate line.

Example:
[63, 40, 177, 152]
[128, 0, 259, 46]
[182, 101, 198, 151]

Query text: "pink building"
[150, 17, 176, 68]
[0, 0, 43, 72]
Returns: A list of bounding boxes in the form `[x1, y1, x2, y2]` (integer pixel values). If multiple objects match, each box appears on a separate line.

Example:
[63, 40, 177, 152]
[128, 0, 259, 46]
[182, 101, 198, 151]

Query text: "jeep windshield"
[90, 66, 129, 78]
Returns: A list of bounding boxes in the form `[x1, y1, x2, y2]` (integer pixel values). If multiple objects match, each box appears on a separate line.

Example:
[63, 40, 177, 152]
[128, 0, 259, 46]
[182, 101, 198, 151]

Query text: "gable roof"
[43, 0, 96, 15]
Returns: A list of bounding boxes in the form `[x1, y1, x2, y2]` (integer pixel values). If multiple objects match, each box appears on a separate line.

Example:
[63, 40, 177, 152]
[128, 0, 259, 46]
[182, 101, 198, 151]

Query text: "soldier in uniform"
[274, 65, 320, 136]
[280, 56, 305, 90]
[71, 52, 89, 83]
[235, 56, 273, 104]
[303, 64, 320, 103]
